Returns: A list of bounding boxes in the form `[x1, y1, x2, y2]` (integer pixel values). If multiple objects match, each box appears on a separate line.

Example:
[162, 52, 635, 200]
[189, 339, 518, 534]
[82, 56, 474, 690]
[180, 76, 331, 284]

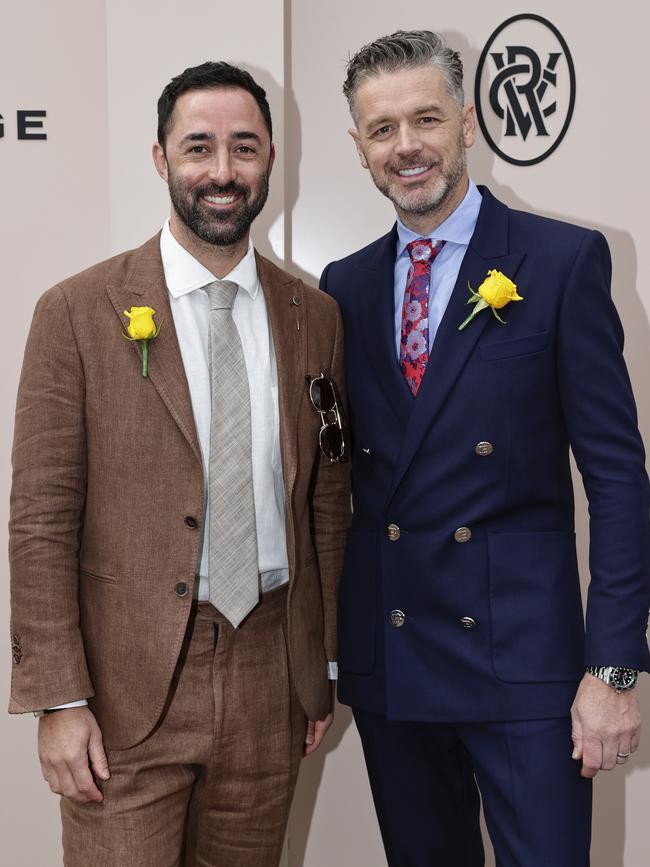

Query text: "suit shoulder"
[325, 231, 393, 273]
[48, 236, 160, 302]
[256, 253, 342, 321]
[301, 280, 341, 320]
[508, 206, 607, 258]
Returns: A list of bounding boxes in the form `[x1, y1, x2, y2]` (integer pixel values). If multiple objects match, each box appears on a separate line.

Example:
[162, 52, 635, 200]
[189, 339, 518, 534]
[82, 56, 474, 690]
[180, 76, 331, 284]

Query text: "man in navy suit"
[321, 30, 650, 866]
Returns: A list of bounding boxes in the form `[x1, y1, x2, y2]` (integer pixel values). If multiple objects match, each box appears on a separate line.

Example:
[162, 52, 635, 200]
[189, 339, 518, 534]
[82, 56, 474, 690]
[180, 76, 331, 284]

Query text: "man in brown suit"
[9, 61, 350, 866]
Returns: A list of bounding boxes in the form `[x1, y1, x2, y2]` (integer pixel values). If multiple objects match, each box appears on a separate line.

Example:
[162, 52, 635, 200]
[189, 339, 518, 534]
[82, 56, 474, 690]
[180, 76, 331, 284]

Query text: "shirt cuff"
[47, 699, 89, 710]
[327, 661, 338, 680]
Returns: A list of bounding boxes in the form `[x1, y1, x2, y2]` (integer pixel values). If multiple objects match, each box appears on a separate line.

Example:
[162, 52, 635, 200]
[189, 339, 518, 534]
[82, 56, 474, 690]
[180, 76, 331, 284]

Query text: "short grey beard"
[369, 138, 466, 219]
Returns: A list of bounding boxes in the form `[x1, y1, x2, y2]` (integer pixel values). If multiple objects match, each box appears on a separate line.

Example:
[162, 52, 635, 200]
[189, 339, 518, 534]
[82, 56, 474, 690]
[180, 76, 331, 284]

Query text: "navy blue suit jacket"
[321, 187, 650, 722]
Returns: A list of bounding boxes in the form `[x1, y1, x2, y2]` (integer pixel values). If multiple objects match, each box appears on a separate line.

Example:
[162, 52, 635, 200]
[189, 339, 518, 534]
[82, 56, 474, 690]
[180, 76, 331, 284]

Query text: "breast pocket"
[480, 331, 550, 362]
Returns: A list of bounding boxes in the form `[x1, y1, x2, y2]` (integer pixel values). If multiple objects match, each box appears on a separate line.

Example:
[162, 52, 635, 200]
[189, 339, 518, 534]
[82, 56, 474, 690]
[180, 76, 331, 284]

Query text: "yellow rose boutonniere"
[122, 306, 163, 377]
[458, 269, 523, 331]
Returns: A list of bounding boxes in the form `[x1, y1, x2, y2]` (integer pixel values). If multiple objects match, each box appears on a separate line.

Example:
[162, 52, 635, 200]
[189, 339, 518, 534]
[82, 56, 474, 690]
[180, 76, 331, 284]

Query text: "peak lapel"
[255, 252, 305, 495]
[106, 234, 202, 464]
[387, 189, 526, 504]
[357, 227, 415, 420]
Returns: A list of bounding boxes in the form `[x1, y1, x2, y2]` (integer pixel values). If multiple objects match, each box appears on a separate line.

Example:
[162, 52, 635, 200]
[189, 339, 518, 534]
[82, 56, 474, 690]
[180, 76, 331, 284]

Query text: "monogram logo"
[475, 15, 576, 166]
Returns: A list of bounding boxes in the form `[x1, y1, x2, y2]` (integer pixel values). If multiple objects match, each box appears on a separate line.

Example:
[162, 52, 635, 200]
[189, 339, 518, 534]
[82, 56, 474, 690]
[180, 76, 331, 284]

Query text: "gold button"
[386, 523, 401, 542]
[460, 617, 477, 629]
[475, 441, 494, 456]
[389, 610, 406, 628]
[454, 527, 472, 543]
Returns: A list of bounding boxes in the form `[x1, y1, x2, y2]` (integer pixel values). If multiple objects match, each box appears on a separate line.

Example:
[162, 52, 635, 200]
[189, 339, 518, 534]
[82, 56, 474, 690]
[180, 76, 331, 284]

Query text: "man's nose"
[393, 125, 421, 157]
[207, 149, 236, 185]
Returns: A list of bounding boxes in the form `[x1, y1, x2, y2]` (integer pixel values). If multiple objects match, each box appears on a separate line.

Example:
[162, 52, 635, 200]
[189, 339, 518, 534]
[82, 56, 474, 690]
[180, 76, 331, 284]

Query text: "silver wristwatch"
[586, 666, 639, 693]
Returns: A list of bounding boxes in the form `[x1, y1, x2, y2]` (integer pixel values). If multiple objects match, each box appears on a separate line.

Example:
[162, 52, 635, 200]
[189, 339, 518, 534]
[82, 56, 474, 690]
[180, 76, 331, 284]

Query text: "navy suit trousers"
[354, 710, 592, 866]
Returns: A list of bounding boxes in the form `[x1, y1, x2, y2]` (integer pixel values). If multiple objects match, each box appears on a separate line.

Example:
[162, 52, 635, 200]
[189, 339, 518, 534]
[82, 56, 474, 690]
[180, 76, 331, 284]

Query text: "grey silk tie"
[206, 279, 259, 627]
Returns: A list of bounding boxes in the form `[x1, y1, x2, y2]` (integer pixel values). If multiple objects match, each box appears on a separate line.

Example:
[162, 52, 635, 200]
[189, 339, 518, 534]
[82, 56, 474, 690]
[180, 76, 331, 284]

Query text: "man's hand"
[38, 706, 110, 803]
[304, 713, 334, 756]
[571, 673, 641, 778]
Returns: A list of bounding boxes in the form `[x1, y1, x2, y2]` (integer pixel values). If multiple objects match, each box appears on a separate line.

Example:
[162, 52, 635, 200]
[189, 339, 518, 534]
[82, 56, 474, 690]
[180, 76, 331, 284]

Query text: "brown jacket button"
[454, 527, 472, 543]
[175, 582, 189, 597]
[184, 516, 198, 529]
[475, 442, 494, 456]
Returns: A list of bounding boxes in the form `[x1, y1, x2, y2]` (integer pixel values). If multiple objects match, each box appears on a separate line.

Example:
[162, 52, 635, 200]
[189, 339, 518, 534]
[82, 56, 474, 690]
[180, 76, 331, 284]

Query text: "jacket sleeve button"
[184, 516, 198, 529]
[175, 582, 189, 597]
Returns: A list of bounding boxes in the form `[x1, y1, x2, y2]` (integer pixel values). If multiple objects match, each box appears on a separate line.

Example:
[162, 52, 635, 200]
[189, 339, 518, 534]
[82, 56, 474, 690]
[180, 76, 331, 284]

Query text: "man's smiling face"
[154, 86, 274, 247]
[349, 65, 475, 228]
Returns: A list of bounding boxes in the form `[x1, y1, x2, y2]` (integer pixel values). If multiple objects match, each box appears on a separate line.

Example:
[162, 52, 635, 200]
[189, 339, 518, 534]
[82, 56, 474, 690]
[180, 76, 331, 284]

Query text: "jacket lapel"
[255, 252, 305, 499]
[355, 227, 415, 421]
[106, 234, 202, 464]
[387, 188, 526, 504]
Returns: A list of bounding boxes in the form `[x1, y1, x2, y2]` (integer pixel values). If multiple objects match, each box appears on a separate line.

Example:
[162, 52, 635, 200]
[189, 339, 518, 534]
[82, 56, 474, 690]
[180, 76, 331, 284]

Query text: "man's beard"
[168, 172, 270, 247]
[368, 136, 466, 218]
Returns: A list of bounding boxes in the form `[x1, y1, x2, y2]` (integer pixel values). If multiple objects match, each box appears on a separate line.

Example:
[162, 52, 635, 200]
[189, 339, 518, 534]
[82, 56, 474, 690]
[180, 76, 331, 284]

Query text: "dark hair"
[157, 61, 272, 150]
[343, 30, 464, 120]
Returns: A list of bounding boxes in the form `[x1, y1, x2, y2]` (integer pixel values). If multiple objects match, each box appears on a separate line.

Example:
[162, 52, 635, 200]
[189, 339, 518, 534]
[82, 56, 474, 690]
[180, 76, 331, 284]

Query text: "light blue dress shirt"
[393, 180, 482, 359]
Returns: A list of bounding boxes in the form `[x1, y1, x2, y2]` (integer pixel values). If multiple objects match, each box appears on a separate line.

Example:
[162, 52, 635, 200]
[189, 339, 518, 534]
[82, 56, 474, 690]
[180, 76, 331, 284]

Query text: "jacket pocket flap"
[480, 331, 549, 362]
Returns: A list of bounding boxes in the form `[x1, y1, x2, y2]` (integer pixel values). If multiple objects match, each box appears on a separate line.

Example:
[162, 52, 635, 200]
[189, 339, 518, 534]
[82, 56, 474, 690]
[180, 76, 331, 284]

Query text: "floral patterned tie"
[400, 238, 445, 395]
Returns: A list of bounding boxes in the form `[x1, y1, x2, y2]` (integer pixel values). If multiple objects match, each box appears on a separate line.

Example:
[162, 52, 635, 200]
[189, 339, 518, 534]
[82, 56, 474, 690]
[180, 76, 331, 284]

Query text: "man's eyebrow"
[177, 130, 263, 146]
[179, 131, 216, 146]
[231, 130, 262, 144]
[365, 103, 444, 129]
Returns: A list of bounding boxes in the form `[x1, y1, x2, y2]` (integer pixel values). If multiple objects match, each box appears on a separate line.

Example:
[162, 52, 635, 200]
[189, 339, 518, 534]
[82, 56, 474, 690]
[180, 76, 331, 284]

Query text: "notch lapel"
[106, 234, 202, 464]
[386, 189, 526, 504]
[255, 252, 305, 498]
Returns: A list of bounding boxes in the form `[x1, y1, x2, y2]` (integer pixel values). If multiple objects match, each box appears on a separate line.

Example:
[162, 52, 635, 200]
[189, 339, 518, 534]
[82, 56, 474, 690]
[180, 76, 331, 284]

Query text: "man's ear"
[152, 141, 169, 182]
[348, 127, 369, 170]
[461, 104, 477, 149]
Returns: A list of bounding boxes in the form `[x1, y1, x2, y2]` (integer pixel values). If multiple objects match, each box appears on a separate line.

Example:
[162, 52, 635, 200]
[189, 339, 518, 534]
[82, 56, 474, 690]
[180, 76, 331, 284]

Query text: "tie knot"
[205, 279, 239, 310]
[406, 238, 444, 263]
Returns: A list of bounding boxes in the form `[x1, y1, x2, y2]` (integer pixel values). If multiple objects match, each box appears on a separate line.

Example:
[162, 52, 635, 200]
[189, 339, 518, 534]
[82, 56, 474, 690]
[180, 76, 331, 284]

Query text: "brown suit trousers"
[61, 588, 304, 867]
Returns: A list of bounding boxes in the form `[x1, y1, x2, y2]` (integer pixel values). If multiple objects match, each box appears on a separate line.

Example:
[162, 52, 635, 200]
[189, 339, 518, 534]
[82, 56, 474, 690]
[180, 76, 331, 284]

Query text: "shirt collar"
[160, 220, 259, 300]
[396, 179, 482, 258]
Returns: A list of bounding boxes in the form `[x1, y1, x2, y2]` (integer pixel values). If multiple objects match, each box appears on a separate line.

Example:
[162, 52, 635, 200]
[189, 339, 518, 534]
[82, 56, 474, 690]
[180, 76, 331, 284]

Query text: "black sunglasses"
[305, 373, 347, 463]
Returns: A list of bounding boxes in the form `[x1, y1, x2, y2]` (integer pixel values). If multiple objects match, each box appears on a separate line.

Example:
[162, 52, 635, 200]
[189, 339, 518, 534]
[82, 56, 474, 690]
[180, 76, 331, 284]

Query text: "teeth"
[204, 195, 235, 204]
[398, 166, 429, 177]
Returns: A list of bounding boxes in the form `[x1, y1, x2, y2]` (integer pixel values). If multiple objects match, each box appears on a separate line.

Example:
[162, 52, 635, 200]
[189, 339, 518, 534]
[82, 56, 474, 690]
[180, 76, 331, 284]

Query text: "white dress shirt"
[160, 221, 289, 601]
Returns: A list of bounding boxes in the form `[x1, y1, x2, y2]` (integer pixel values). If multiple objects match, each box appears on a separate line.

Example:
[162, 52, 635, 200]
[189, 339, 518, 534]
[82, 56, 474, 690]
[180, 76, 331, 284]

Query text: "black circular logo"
[474, 14, 576, 166]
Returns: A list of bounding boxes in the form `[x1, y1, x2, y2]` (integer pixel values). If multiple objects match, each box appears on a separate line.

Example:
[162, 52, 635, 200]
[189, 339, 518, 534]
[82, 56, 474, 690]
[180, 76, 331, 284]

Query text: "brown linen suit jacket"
[8, 234, 351, 749]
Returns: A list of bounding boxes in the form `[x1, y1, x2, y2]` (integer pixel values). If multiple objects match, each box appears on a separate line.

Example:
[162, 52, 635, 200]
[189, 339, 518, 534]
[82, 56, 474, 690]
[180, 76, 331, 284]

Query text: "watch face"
[611, 667, 638, 691]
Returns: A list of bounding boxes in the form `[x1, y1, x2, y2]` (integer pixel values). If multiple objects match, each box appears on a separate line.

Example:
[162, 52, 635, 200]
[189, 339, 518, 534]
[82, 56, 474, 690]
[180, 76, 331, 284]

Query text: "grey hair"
[343, 30, 464, 120]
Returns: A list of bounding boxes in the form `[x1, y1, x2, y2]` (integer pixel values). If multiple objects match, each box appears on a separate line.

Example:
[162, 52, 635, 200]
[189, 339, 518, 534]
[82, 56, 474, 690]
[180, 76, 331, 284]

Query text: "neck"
[397, 175, 469, 236]
[169, 213, 250, 278]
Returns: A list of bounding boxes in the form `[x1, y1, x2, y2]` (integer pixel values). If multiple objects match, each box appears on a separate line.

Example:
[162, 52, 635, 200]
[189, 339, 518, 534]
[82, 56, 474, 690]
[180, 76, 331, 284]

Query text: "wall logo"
[474, 14, 576, 166]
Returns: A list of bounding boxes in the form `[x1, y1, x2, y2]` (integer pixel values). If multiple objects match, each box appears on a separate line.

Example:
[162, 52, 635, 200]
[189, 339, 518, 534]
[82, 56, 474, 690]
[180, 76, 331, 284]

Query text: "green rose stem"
[140, 339, 149, 378]
[459, 298, 489, 331]
[458, 285, 508, 331]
